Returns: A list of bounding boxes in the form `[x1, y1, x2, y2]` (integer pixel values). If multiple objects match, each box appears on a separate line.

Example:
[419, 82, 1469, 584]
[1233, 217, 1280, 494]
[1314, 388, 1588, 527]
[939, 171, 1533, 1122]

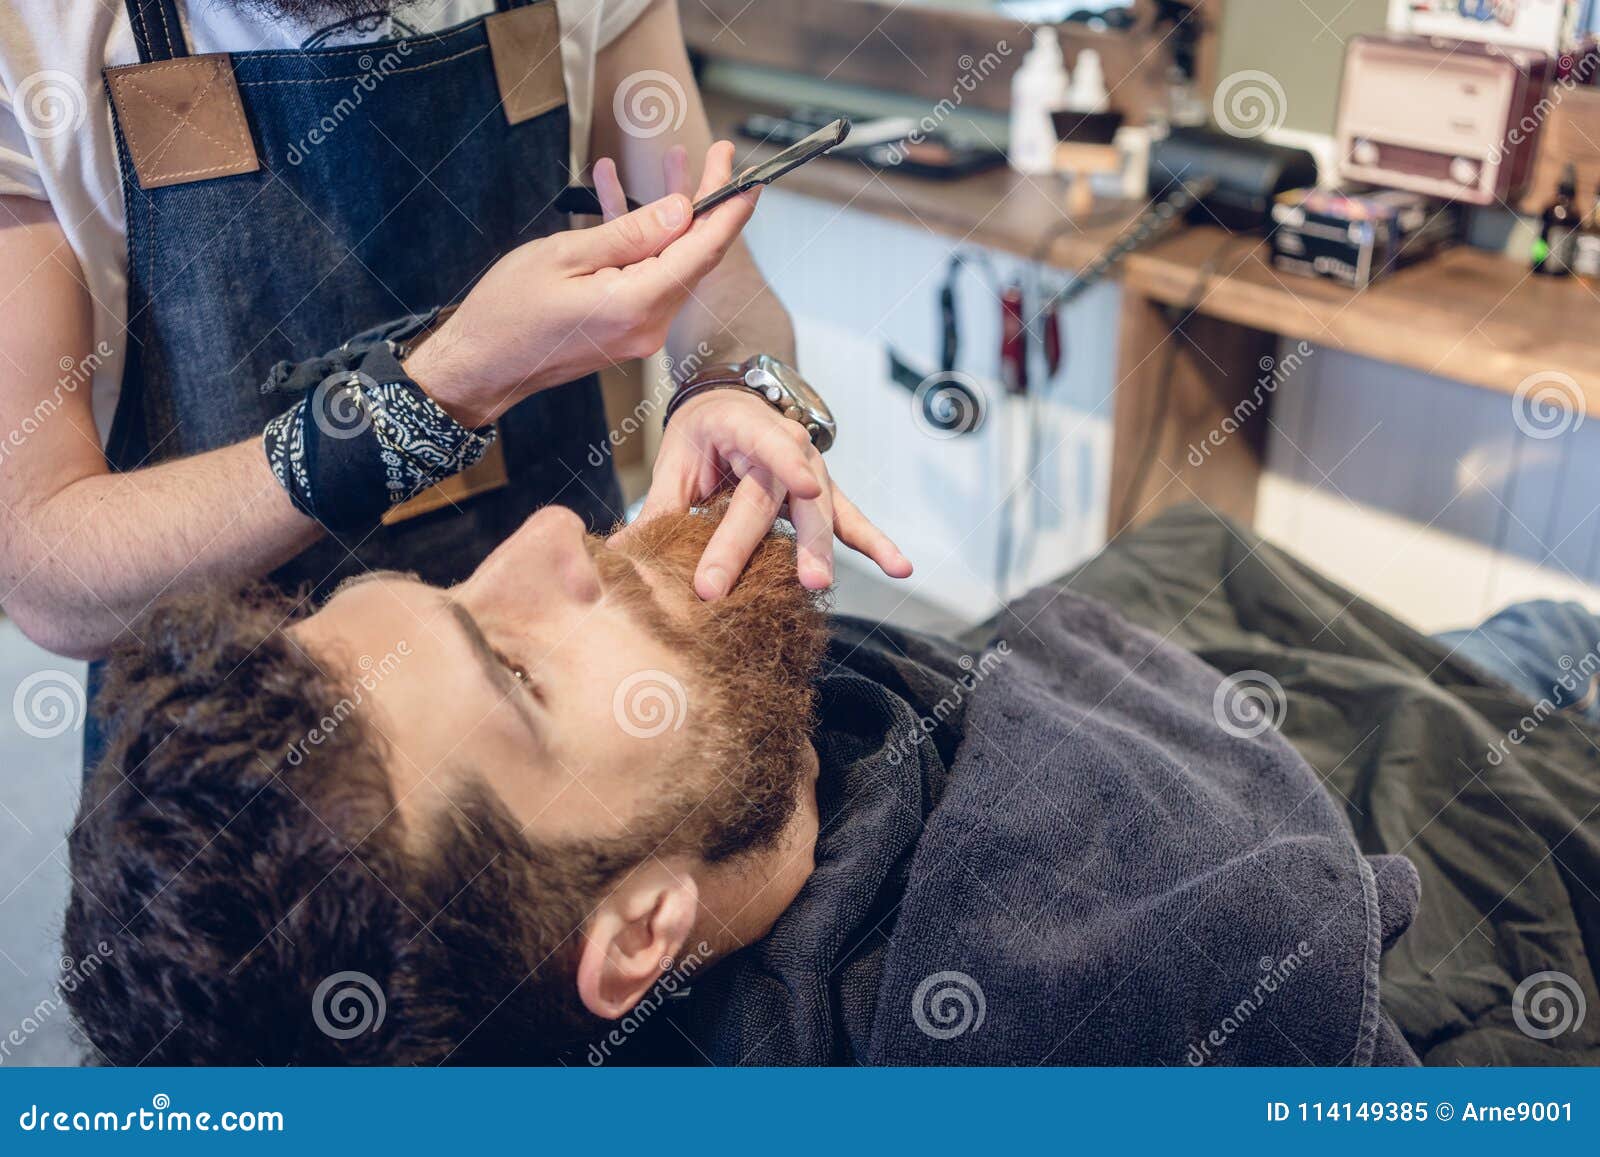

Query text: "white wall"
[1258, 343, 1600, 634]
[742, 189, 1119, 621]
[747, 189, 1600, 632]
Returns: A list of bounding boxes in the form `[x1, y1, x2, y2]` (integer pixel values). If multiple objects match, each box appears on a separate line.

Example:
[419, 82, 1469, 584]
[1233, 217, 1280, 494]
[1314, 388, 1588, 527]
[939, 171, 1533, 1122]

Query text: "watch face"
[744, 354, 835, 452]
[750, 355, 833, 421]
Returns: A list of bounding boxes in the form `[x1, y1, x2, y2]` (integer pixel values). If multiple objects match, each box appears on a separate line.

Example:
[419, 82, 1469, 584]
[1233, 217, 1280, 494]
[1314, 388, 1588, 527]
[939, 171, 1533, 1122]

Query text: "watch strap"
[662, 356, 833, 451]
[661, 375, 744, 430]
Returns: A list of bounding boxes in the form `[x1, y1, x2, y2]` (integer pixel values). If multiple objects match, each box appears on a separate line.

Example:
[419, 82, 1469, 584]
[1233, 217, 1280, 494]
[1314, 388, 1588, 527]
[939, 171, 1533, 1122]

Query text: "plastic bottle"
[1068, 47, 1110, 113]
[1010, 26, 1070, 175]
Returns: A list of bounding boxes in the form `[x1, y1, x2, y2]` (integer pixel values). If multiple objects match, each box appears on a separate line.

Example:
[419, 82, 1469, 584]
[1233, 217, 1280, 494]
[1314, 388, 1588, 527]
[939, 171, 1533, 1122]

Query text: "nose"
[465, 505, 601, 609]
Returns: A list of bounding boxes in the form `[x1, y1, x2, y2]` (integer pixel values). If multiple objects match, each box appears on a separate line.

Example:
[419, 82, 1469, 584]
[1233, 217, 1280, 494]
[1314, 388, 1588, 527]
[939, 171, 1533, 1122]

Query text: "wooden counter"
[707, 92, 1600, 530]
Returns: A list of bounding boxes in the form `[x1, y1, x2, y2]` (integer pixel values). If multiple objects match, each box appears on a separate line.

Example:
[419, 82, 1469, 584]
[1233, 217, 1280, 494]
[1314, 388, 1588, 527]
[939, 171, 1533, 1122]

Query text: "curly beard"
[590, 498, 832, 862]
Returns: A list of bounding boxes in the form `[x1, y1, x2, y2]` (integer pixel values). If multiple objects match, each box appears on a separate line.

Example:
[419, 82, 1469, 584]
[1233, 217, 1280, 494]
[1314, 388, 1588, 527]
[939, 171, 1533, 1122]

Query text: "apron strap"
[124, 0, 190, 62]
[495, 0, 544, 8]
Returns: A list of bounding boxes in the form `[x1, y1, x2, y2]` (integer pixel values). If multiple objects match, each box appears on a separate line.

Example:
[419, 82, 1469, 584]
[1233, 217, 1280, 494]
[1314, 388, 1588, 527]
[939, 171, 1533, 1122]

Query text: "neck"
[688, 743, 820, 960]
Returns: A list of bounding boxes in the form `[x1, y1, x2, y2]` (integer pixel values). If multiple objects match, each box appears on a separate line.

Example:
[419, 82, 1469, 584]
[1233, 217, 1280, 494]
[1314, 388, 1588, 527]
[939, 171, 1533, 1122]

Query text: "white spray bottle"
[1009, 26, 1070, 176]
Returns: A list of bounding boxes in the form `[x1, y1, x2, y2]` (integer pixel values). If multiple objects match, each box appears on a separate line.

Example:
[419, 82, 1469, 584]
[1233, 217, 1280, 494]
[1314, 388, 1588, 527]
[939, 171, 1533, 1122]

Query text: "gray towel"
[687, 590, 1418, 1065]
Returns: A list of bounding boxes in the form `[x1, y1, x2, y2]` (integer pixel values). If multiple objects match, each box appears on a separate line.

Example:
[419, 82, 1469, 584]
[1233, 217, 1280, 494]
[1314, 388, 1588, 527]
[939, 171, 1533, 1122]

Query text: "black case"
[1147, 126, 1320, 232]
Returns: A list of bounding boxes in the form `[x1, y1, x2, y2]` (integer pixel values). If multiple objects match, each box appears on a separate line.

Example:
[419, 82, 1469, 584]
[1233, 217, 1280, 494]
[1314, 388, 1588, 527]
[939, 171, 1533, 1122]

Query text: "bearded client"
[60, 492, 1600, 1066]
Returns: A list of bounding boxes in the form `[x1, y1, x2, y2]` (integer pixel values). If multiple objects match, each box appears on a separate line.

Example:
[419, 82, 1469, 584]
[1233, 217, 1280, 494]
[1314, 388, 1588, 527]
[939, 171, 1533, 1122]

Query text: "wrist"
[402, 316, 496, 429]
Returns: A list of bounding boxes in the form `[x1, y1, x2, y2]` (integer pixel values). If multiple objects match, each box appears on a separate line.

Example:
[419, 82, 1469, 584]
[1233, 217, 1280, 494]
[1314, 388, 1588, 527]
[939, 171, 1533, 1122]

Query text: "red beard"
[588, 502, 831, 861]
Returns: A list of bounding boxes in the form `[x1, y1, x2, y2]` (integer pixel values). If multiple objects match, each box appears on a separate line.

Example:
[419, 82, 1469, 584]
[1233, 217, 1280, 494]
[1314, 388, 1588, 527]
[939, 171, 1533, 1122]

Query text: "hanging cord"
[998, 180, 1217, 592]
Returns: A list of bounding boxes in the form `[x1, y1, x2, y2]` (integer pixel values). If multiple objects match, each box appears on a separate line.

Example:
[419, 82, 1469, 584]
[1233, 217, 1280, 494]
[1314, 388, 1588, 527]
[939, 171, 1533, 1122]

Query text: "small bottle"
[1533, 162, 1579, 277]
[1068, 47, 1110, 113]
[1573, 181, 1600, 280]
[1010, 26, 1070, 176]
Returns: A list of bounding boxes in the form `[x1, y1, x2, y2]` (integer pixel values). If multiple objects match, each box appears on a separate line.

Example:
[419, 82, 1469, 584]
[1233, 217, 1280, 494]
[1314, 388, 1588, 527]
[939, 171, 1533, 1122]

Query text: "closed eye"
[496, 651, 544, 704]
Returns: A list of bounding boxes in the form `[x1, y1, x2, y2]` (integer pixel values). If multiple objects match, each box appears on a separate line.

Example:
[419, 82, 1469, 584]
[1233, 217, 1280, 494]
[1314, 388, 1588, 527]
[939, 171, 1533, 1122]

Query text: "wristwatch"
[663, 353, 836, 453]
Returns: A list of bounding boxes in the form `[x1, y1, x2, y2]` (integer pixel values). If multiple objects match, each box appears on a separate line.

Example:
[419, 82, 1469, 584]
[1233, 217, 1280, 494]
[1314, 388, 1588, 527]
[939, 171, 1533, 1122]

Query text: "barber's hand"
[601, 143, 910, 599]
[402, 145, 757, 428]
[629, 388, 913, 600]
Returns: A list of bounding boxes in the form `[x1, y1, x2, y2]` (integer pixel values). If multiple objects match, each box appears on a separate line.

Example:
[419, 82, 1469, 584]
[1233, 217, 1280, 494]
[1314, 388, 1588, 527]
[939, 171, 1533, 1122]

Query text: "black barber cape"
[678, 584, 1420, 1066]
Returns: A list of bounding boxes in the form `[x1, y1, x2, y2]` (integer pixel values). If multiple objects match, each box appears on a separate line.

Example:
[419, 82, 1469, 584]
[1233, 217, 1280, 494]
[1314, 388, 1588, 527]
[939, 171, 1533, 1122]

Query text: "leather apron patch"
[485, 1, 567, 125]
[106, 54, 259, 190]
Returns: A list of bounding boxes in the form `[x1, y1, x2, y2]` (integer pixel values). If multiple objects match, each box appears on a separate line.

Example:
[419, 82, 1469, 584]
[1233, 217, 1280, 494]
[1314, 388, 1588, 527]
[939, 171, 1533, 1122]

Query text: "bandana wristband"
[261, 314, 495, 535]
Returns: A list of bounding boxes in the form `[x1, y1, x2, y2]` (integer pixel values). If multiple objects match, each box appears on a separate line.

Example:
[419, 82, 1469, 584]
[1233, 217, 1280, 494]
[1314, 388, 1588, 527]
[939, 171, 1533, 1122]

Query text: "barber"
[0, 0, 910, 683]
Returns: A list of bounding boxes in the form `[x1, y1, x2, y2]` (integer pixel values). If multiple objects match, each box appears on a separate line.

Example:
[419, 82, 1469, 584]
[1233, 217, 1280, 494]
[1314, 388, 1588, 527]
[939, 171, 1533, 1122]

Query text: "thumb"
[566, 193, 692, 272]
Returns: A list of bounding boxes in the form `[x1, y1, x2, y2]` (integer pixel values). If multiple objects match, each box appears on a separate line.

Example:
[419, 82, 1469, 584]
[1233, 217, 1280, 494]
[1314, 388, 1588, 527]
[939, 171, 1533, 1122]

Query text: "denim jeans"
[1436, 600, 1600, 725]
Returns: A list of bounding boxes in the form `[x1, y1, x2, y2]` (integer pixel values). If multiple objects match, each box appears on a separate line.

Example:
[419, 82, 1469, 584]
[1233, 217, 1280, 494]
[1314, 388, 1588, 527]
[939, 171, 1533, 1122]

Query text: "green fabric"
[1062, 506, 1600, 1065]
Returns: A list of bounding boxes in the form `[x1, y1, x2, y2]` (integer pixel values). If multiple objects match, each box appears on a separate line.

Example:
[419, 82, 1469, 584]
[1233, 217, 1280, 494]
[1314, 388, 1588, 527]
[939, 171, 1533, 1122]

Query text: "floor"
[0, 569, 965, 1067]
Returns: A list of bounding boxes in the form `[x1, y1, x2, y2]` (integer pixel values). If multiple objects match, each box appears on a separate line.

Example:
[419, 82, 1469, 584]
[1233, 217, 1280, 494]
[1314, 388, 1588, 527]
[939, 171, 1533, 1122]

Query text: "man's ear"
[575, 863, 698, 1020]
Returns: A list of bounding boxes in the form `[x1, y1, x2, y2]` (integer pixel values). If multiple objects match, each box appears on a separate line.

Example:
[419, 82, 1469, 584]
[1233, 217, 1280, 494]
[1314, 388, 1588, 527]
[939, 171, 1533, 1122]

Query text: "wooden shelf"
[1123, 229, 1600, 410]
[708, 91, 1600, 409]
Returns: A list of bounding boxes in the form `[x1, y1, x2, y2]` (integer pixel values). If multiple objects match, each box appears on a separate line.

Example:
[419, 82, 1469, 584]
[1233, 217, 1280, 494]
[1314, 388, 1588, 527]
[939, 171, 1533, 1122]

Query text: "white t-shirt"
[0, 1, 650, 438]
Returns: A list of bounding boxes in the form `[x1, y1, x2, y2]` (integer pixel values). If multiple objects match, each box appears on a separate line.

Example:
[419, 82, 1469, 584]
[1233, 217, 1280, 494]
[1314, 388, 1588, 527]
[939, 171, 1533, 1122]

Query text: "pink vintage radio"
[1336, 34, 1554, 206]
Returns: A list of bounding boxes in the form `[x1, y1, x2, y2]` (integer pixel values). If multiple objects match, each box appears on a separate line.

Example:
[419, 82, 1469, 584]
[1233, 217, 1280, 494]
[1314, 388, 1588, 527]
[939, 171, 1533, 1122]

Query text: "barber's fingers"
[833, 488, 913, 578]
[694, 467, 789, 600]
[662, 144, 691, 197]
[564, 193, 693, 272]
[631, 190, 756, 300]
[694, 140, 737, 200]
[726, 408, 824, 501]
[630, 142, 754, 295]
[643, 394, 822, 509]
[784, 476, 838, 591]
[592, 156, 628, 222]
[623, 437, 703, 531]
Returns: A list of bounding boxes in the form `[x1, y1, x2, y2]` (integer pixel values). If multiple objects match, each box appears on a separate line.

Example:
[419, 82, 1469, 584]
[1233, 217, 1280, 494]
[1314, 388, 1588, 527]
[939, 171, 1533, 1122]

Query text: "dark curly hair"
[62, 586, 659, 1065]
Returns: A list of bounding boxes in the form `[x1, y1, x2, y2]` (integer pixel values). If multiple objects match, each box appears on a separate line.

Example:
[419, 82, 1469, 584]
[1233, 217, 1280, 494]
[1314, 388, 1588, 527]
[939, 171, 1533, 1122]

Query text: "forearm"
[594, 0, 794, 371]
[1, 441, 320, 659]
[668, 243, 794, 369]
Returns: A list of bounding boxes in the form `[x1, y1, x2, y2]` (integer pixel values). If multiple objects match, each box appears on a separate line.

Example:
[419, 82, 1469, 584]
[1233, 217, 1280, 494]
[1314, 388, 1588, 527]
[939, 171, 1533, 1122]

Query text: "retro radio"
[1336, 34, 1554, 205]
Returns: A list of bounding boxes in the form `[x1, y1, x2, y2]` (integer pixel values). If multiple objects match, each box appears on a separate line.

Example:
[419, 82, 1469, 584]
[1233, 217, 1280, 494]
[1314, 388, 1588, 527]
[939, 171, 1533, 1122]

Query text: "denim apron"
[88, 0, 623, 758]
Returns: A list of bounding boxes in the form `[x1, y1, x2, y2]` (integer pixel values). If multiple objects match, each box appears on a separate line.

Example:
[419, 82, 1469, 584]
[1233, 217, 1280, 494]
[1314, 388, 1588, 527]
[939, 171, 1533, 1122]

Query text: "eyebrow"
[444, 599, 543, 747]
